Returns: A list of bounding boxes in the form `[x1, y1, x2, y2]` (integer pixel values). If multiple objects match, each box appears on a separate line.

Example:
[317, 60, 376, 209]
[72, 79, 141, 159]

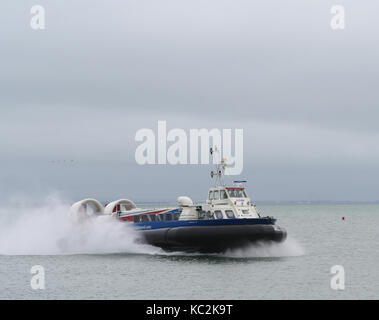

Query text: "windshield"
[227, 188, 247, 198]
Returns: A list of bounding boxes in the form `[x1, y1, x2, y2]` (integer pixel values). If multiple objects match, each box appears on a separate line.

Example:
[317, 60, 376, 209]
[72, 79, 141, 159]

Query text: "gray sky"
[1, 1, 378, 203]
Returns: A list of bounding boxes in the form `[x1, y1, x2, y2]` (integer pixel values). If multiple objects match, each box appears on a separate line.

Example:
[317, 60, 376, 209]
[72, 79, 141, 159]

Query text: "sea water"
[0, 199, 378, 299]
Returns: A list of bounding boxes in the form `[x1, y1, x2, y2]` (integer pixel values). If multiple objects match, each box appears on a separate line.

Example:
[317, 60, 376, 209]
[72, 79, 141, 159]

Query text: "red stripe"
[120, 209, 169, 218]
[120, 216, 133, 222]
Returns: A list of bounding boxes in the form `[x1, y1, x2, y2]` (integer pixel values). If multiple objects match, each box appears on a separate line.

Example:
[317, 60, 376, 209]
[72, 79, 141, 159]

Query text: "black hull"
[139, 224, 287, 253]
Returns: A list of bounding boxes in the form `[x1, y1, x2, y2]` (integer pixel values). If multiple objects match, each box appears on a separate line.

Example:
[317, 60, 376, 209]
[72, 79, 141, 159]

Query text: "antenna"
[209, 146, 227, 186]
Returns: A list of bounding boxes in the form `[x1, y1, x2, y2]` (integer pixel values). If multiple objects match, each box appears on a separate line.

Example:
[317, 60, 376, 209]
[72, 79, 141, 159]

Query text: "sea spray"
[156, 237, 306, 259]
[0, 197, 161, 256]
[221, 237, 305, 258]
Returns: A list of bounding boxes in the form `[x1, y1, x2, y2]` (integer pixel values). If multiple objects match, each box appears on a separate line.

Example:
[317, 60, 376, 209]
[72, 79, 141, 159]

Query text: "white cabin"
[179, 185, 260, 220]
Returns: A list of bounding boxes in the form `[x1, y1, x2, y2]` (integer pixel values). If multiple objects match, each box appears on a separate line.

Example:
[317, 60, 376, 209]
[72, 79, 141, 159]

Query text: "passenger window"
[225, 210, 235, 219]
[174, 212, 181, 220]
[209, 191, 213, 200]
[157, 214, 164, 221]
[206, 211, 213, 219]
[198, 210, 206, 219]
[141, 215, 148, 222]
[215, 210, 223, 219]
[165, 214, 172, 221]
[220, 190, 227, 199]
[149, 214, 156, 222]
[213, 190, 219, 200]
[133, 215, 140, 223]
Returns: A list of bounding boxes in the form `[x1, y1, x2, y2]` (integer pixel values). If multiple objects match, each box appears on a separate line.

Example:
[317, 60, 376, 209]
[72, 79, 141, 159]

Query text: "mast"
[209, 146, 227, 187]
[209, 147, 247, 188]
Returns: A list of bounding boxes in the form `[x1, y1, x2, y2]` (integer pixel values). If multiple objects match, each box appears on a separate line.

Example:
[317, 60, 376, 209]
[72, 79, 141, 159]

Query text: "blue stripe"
[131, 217, 276, 230]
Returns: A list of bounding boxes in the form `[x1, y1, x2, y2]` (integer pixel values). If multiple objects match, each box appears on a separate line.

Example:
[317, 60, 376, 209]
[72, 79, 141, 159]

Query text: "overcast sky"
[1, 1, 378, 203]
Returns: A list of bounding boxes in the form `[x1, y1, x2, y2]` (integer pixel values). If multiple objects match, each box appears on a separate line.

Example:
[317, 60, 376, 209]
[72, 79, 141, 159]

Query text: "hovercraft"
[69, 151, 287, 253]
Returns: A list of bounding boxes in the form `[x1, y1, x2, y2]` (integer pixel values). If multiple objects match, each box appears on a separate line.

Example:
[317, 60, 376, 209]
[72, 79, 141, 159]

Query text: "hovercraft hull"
[136, 219, 287, 253]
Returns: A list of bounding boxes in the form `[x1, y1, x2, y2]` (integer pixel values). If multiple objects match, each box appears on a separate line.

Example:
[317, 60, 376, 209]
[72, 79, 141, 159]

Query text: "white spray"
[221, 237, 305, 258]
[0, 196, 161, 256]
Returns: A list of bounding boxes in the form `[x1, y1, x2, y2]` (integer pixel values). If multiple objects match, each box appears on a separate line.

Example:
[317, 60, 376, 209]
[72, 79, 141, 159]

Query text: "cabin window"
[225, 210, 235, 219]
[213, 190, 219, 200]
[165, 214, 172, 221]
[214, 210, 223, 219]
[174, 212, 181, 220]
[149, 214, 156, 222]
[227, 188, 247, 198]
[208, 191, 213, 200]
[242, 210, 250, 215]
[133, 215, 140, 223]
[206, 211, 213, 219]
[157, 214, 164, 221]
[141, 215, 148, 222]
[198, 210, 206, 219]
[220, 190, 227, 199]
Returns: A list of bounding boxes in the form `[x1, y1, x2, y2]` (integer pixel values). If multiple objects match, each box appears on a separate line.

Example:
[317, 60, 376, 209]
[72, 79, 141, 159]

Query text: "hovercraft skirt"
[139, 224, 287, 253]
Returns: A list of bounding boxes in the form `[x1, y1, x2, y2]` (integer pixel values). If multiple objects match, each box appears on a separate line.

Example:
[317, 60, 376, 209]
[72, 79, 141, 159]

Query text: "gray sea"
[0, 202, 378, 299]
